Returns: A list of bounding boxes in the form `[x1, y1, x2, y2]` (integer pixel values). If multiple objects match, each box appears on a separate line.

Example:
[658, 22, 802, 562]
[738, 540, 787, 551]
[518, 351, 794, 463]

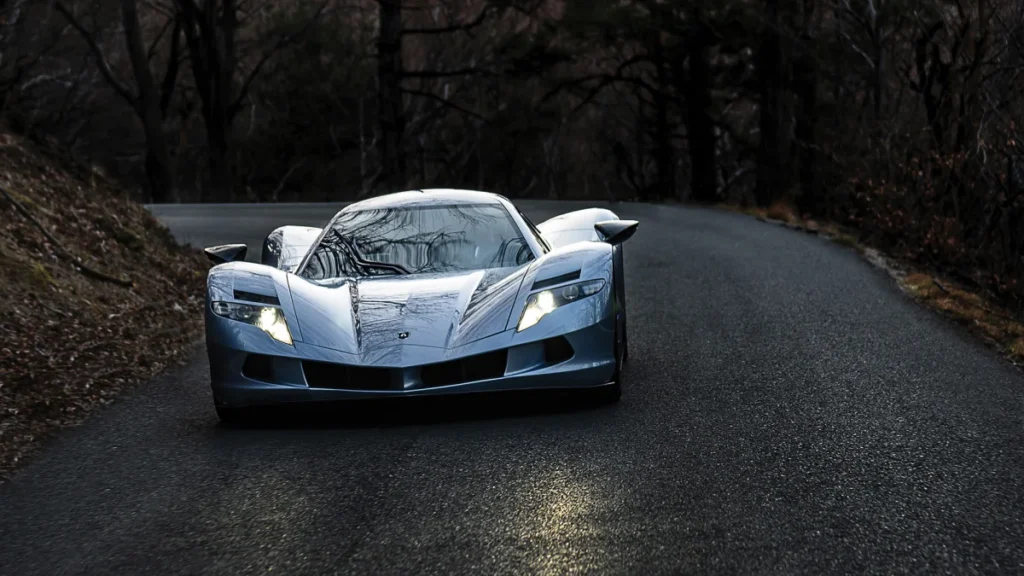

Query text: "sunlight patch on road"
[513, 466, 613, 575]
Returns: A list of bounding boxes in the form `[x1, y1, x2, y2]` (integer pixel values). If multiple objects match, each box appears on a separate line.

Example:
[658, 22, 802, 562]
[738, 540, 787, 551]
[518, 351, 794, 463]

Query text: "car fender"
[536, 208, 620, 250]
[504, 242, 614, 335]
[206, 262, 305, 344]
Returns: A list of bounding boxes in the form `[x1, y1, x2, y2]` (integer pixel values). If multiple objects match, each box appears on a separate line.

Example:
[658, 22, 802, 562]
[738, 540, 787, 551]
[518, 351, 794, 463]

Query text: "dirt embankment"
[0, 131, 208, 480]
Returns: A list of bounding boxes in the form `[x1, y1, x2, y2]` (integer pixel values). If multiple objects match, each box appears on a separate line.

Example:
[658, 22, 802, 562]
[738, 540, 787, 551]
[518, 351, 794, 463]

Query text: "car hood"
[287, 267, 528, 355]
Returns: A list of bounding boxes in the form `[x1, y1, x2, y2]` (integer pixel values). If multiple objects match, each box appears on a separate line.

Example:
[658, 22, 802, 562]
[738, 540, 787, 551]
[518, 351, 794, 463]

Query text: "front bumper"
[207, 318, 617, 408]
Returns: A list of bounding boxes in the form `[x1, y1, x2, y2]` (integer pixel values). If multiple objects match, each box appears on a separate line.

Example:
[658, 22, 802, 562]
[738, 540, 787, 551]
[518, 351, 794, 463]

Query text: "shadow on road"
[216, 389, 619, 430]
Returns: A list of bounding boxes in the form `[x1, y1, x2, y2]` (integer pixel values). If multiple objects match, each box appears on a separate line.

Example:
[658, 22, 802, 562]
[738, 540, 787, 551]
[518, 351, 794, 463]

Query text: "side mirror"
[594, 220, 639, 246]
[204, 244, 248, 264]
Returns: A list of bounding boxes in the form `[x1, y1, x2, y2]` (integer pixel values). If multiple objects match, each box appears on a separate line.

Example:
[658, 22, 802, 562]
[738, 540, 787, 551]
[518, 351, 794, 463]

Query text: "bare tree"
[175, 0, 327, 200]
[56, 0, 181, 202]
[376, 0, 404, 190]
[682, 7, 717, 203]
[755, 0, 784, 207]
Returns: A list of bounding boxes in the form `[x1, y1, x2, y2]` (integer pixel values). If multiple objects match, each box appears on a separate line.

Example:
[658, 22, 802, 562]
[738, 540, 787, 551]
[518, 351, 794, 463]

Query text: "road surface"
[2, 201, 1023, 574]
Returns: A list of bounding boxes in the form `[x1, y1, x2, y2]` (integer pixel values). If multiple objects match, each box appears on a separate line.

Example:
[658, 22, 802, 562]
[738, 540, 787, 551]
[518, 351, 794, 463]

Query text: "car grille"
[302, 361, 393, 390]
[419, 349, 509, 388]
[301, 349, 509, 390]
[300, 338, 570, 391]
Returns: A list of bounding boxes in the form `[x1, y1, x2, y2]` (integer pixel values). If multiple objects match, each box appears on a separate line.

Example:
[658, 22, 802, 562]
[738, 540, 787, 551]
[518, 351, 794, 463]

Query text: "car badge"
[398, 331, 410, 339]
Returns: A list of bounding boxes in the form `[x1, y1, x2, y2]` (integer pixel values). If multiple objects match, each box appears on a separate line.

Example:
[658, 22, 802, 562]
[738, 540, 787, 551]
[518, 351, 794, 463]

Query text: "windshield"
[300, 204, 534, 280]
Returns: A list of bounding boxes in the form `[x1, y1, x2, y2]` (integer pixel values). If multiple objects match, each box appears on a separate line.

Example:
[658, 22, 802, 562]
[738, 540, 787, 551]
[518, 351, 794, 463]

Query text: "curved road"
[2, 202, 1023, 574]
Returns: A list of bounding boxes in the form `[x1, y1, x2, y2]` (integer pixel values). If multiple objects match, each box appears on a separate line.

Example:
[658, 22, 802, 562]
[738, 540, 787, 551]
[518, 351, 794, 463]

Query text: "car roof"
[342, 189, 507, 212]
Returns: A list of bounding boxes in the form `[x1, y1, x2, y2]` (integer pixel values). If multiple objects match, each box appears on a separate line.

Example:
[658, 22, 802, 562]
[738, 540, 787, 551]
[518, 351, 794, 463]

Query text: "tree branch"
[401, 6, 493, 36]
[403, 68, 496, 79]
[270, 159, 305, 200]
[54, 2, 137, 110]
[146, 14, 176, 61]
[538, 54, 657, 107]
[227, 1, 330, 120]
[159, 15, 182, 117]
[400, 87, 486, 121]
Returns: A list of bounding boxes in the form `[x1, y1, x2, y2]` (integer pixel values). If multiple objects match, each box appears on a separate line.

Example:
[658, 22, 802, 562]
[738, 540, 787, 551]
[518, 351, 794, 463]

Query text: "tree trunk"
[177, 0, 236, 200]
[872, 42, 884, 121]
[794, 35, 820, 215]
[957, 0, 988, 154]
[755, 0, 783, 208]
[684, 16, 717, 204]
[377, 0, 405, 191]
[211, 0, 237, 200]
[651, 38, 674, 201]
[121, 0, 175, 202]
[206, 111, 232, 200]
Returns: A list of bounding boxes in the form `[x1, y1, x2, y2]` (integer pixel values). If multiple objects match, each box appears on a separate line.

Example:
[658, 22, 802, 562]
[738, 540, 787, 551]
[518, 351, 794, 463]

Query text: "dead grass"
[893, 273, 1024, 364]
[714, 202, 767, 220]
[932, 296, 988, 321]
[896, 272, 1024, 340]
[765, 201, 799, 224]
[1010, 339, 1024, 359]
[831, 234, 860, 250]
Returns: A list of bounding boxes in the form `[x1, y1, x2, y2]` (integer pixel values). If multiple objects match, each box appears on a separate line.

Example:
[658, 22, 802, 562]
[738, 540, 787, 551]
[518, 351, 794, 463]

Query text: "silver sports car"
[203, 189, 638, 421]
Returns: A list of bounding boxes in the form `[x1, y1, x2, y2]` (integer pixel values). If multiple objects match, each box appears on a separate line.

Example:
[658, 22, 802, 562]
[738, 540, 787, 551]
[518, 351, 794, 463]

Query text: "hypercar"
[203, 189, 638, 422]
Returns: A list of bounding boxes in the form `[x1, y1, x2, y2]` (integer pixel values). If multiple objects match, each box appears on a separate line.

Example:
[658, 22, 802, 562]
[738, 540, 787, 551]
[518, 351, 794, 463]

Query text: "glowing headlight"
[517, 279, 606, 332]
[212, 301, 293, 345]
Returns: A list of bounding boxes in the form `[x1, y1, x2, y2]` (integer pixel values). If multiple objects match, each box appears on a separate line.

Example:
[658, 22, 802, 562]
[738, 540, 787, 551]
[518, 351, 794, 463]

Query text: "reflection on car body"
[202, 189, 638, 422]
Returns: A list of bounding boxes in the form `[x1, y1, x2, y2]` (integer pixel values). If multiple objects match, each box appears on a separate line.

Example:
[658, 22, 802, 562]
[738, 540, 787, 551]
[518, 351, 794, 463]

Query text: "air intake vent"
[420, 349, 509, 388]
[542, 336, 574, 365]
[233, 290, 280, 306]
[532, 270, 581, 291]
[242, 354, 274, 381]
[302, 361, 393, 390]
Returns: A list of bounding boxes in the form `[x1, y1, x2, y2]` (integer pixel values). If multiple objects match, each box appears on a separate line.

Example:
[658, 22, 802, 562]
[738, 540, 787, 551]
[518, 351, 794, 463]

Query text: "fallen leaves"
[0, 131, 209, 481]
[765, 202, 799, 225]
[892, 273, 1024, 367]
[1010, 339, 1024, 359]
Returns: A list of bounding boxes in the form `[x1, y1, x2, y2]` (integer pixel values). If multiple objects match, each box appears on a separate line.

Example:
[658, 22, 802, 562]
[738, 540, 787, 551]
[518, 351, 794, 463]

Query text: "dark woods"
[0, 0, 1022, 306]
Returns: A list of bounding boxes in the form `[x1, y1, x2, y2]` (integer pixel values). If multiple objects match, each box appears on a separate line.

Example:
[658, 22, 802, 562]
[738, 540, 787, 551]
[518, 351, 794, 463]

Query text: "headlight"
[212, 301, 293, 345]
[517, 279, 605, 332]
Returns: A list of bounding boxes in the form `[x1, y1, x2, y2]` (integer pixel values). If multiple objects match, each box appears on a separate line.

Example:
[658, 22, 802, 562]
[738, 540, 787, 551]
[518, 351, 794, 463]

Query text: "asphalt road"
[2, 201, 1023, 574]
